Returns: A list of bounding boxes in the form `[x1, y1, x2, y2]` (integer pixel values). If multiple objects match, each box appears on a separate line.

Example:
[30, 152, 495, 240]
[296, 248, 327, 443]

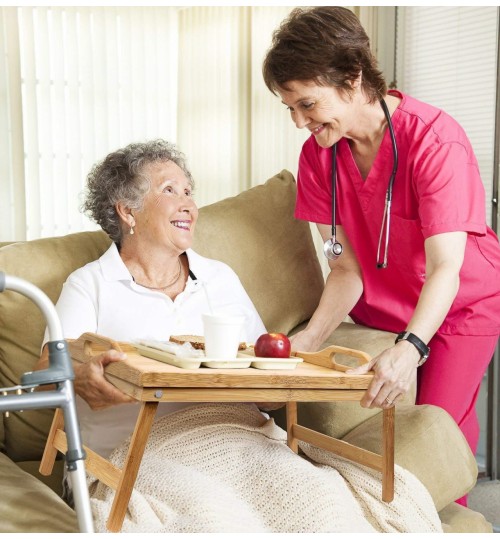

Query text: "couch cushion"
[193, 170, 324, 335]
[0, 452, 77, 532]
[0, 231, 111, 460]
[342, 404, 478, 512]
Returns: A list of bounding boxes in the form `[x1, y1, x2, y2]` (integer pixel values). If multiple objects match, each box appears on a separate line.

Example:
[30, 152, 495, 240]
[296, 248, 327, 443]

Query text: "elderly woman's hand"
[347, 342, 419, 408]
[73, 350, 135, 410]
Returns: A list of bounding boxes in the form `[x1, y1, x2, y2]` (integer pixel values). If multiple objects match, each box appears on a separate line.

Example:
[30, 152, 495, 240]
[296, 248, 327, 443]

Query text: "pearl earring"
[130, 225, 135, 235]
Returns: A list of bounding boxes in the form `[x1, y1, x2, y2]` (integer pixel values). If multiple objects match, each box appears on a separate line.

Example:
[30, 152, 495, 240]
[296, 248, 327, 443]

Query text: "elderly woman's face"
[134, 160, 198, 254]
[277, 80, 359, 149]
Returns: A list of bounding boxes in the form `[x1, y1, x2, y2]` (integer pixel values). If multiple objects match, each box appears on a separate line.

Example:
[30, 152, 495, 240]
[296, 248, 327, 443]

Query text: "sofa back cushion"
[0, 232, 112, 460]
[193, 170, 324, 334]
[0, 170, 324, 460]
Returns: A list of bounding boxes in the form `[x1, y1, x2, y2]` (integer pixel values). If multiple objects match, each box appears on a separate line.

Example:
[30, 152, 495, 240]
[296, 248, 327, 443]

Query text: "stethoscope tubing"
[326, 98, 399, 267]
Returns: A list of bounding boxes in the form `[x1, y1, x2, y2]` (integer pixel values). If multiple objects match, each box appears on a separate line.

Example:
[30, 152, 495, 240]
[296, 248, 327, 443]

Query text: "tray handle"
[292, 344, 372, 372]
[74, 332, 133, 362]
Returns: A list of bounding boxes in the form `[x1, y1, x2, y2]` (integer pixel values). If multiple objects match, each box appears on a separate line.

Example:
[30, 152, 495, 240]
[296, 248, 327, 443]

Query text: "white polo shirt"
[47, 243, 267, 457]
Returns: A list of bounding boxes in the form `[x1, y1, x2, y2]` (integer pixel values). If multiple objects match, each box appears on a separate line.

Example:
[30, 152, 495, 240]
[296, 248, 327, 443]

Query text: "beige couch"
[0, 170, 492, 532]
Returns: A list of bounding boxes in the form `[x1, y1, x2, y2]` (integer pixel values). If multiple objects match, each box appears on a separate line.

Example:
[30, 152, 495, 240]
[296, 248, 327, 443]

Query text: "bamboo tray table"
[40, 332, 395, 533]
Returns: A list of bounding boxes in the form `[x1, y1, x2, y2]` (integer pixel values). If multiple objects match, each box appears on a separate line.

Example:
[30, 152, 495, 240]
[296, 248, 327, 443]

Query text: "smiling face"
[277, 80, 360, 149]
[132, 160, 198, 255]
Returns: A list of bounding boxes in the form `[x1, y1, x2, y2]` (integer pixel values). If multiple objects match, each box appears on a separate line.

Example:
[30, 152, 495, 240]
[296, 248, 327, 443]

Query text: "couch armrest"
[342, 404, 478, 511]
[439, 502, 493, 533]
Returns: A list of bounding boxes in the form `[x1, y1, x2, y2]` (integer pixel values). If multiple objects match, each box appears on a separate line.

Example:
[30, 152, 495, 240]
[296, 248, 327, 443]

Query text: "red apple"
[254, 332, 291, 358]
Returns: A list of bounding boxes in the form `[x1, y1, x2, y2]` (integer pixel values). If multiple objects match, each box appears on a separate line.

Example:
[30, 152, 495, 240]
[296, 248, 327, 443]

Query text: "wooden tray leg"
[106, 401, 158, 533]
[382, 406, 395, 502]
[40, 408, 65, 475]
[286, 402, 298, 453]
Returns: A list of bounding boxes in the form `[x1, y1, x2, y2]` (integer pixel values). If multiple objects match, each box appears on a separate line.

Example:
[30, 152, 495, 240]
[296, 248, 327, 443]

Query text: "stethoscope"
[323, 99, 398, 269]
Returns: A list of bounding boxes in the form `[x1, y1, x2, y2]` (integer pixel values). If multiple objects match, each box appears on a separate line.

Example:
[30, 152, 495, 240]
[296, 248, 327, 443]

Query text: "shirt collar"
[100, 243, 132, 282]
[100, 243, 201, 291]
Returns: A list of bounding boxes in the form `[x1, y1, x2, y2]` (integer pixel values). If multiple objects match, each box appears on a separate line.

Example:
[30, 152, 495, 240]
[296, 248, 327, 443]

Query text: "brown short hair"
[262, 7, 386, 103]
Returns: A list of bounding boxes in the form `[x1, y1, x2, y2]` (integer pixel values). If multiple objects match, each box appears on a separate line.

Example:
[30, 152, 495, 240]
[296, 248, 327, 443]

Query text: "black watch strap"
[395, 331, 430, 366]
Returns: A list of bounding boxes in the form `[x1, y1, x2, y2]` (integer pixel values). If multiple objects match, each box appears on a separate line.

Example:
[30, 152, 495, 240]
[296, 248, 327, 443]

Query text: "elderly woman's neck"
[119, 239, 185, 285]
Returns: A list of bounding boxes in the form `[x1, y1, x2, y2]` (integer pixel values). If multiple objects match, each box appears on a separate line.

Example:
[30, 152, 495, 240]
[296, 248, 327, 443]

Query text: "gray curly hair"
[81, 139, 194, 244]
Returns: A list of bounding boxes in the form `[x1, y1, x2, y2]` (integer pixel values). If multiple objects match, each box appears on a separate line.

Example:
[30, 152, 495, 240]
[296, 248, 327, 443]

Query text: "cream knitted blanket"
[88, 403, 442, 533]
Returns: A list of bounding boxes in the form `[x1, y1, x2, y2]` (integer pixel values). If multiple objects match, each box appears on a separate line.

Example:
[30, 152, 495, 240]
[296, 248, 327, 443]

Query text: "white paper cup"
[202, 313, 245, 359]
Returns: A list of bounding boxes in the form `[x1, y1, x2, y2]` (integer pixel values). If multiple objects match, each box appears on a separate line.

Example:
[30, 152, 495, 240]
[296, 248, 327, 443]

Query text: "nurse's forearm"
[404, 266, 460, 344]
[403, 232, 466, 346]
[301, 267, 363, 349]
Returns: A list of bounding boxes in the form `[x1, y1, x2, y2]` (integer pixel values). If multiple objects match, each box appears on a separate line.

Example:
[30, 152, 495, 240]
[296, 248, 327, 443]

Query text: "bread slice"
[169, 335, 247, 351]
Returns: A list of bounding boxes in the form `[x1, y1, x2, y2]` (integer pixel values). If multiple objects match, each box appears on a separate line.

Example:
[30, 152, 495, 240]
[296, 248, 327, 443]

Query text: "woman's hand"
[347, 340, 419, 408]
[73, 350, 135, 410]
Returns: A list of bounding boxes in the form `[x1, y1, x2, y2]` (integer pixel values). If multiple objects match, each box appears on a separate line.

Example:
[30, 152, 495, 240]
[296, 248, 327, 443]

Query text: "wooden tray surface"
[68, 333, 373, 391]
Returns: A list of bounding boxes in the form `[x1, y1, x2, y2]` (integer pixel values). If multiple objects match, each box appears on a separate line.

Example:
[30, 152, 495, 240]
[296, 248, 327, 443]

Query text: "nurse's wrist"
[395, 331, 431, 367]
[394, 339, 421, 366]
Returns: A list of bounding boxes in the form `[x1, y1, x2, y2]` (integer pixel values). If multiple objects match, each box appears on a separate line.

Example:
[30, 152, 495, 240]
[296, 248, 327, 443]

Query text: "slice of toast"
[169, 335, 247, 350]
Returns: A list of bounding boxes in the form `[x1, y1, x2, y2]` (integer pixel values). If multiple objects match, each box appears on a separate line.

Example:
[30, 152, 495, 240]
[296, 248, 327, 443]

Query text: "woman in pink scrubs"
[262, 5, 500, 484]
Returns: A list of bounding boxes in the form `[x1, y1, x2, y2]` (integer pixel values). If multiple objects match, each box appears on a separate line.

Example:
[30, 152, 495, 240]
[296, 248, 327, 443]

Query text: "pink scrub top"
[296, 90, 500, 336]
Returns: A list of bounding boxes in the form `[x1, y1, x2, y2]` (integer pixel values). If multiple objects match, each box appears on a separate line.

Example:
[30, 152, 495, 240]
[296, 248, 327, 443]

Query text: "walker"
[0, 271, 94, 533]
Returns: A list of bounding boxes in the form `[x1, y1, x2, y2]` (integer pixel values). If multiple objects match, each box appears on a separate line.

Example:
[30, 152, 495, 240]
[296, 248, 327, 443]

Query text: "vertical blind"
[5, 6, 178, 240]
[0, 8, 25, 241]
[177, 7, 250, 207]
[177, 7, 309, 206]
[396, 6, 498, 227]
[2, 6, 311, 241]
[250, 6, 309, 187]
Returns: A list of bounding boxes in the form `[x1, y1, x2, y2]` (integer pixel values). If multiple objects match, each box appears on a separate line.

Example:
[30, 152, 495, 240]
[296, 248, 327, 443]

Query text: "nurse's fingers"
[381, 391, 406, 408]
[360, 377, 385, 408]
[346, 357, 376, 375]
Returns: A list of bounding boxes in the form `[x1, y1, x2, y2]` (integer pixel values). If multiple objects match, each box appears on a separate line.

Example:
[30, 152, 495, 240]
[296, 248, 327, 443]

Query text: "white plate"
[134, 344, 302, 370]
[201, 357, 252, 369]
[250, 357, 303, 370]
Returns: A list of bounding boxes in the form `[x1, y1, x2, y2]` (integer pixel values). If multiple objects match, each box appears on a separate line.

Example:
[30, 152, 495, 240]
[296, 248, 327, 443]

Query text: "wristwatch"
[395, 331, 430, 367]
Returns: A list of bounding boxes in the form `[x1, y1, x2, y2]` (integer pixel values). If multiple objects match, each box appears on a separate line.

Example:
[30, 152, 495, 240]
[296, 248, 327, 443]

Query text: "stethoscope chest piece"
[323, 237, 343, 260]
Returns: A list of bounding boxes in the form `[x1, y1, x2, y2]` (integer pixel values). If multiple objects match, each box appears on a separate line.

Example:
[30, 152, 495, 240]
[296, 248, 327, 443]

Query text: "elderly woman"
[33, 139, 442, 533]
[36, 139, 266, 459]
[262, 5, 500, 488]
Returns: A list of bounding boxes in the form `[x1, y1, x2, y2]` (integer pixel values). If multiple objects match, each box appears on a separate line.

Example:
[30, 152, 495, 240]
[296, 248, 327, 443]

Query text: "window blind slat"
[64, 8, 83, 233]
[19, 7, 42, 239]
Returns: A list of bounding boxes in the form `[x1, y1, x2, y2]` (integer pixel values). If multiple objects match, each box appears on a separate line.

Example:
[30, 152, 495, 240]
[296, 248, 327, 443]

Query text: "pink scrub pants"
[416, 332, 499, 506]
